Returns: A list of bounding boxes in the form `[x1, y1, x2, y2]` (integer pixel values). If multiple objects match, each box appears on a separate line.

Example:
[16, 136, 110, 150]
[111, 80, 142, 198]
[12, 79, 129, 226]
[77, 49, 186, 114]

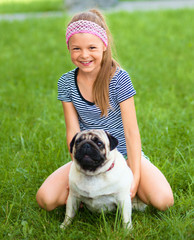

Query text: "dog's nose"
[82, 143, 91, 152]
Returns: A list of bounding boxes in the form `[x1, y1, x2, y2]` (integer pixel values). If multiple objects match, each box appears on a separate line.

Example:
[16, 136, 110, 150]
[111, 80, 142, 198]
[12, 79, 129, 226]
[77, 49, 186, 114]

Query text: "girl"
[36, 9, 174, 211]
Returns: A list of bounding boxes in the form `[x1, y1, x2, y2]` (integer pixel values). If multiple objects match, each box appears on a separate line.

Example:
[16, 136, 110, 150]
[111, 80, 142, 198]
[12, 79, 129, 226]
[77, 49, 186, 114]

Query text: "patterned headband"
[66, 20, 108, 48]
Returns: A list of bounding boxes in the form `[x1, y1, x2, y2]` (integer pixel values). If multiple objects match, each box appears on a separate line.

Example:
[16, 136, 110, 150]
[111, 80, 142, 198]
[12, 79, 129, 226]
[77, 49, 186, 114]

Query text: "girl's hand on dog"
[130, 177, 139, 199]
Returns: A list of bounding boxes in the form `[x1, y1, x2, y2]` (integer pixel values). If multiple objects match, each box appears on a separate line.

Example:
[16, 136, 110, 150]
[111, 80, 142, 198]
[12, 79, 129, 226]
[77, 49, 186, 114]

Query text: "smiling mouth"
[80, 61, 92, 66]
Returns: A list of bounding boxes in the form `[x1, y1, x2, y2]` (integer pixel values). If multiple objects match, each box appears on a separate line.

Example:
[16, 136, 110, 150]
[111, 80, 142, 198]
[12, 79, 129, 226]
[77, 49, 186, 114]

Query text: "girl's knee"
[36, 184, 68, 211]
[36, 188, 56, 211]
[155, 190, 174, 211]
[36, 162, 71, 211]
[140, 157, 174, 210]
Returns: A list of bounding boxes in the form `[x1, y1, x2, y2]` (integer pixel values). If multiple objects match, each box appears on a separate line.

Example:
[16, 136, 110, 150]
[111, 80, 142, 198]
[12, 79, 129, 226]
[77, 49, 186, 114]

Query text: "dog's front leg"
[60, 192, 80, 229]
[118, 195, 132, 229]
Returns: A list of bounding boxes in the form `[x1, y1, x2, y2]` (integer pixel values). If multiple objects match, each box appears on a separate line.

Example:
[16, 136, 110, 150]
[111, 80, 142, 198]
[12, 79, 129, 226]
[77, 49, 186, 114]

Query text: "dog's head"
[70, 129, 118, 174]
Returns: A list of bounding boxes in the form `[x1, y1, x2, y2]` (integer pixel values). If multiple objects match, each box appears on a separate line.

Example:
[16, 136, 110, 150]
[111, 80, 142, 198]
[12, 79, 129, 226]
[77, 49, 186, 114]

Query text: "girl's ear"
[105, 131, 118, 151]
[70, 133, 78, 153]
[103, 45, 107, 52]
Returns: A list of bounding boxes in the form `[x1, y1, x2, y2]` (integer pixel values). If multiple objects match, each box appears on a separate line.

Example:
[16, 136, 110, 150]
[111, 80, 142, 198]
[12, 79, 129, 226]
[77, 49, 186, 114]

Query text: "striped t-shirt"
[57, 68, 136, 156]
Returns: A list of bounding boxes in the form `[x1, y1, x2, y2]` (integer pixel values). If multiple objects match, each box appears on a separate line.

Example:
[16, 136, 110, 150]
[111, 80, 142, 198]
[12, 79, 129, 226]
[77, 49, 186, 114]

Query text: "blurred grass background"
[0, 0, 64, 13]
[0, 0, 164, 14]
[0, 2, 193, 239]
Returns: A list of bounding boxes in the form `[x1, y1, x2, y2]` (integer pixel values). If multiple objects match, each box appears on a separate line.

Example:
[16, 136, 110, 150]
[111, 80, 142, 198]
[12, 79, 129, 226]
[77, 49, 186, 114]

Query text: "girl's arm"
[62, 102, 80, 157]
[120, 97, 141, 198]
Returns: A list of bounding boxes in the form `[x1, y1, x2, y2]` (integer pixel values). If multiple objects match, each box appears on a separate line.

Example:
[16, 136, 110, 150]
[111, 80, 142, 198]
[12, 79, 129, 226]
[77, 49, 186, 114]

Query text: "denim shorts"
[124, 151, 150, 161]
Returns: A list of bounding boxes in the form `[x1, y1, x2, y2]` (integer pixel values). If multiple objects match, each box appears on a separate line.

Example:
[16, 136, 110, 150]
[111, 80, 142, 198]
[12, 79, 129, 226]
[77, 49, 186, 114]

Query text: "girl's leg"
[137, 156, 174, 211]
[36, 161, 72, 211]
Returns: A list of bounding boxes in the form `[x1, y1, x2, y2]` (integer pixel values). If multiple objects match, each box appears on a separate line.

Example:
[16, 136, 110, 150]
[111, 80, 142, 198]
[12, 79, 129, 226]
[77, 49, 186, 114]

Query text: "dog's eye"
[75, 138, 83, 145]
[97, 141, 103, 147]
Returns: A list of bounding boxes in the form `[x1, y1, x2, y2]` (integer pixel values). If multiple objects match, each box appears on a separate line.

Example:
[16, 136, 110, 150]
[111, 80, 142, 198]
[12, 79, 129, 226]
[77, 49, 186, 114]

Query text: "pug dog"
[60, 129, 146, 230]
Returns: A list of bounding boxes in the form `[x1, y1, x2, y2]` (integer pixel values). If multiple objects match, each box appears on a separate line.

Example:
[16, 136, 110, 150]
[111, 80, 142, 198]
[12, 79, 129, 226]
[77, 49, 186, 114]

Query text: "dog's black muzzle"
[74, 141, 106, 171]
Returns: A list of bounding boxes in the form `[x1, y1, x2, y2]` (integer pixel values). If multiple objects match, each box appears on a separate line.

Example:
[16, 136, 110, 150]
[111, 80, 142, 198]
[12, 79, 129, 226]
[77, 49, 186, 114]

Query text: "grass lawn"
[0, 9, 193, 239]
[0, 0, 64, 13]
[0, 0, 172, 14]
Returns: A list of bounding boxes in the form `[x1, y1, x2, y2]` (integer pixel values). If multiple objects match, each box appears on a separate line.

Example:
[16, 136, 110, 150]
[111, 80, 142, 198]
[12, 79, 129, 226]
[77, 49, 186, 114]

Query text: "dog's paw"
[60, 215, 73, 230]
[132, 196, 147, 212]
[60, 223, 67, 230]
[123, 222, 133, 230]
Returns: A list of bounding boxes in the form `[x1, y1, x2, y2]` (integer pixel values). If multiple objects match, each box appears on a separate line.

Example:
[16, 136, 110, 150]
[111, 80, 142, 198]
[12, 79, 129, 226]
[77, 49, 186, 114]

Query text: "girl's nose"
[80, 49, 89, 58]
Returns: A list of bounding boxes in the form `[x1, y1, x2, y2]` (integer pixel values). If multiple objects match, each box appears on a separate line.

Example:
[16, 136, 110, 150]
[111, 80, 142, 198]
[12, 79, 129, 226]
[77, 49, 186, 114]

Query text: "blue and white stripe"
[58, 68, 136, 156]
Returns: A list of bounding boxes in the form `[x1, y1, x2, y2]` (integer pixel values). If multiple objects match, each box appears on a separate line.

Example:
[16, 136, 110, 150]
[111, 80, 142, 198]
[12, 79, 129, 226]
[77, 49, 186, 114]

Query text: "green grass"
[0, 0, 64, 13]
[0, 0, 169, 14]
[0, 9, 193, 239]
[120, 0, 160, 1]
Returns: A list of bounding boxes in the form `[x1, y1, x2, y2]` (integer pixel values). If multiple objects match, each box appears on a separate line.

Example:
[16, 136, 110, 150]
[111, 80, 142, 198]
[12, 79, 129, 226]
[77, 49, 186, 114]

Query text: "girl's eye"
[73, 48, 80, 51]
[90, 46, 96, 50]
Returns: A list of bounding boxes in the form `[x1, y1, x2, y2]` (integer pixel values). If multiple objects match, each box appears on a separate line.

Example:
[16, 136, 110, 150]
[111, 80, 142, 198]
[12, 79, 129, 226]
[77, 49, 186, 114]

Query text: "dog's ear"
[70, 133, 78, 153]
[105, 132, 118, 151]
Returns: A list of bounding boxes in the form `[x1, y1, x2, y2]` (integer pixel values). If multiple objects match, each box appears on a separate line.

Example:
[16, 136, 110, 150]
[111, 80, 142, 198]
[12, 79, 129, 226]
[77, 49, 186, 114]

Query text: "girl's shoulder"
[58, 68, 77, 83]
[57, 68, 78, 102]
[114, 68, 130, 77]
[110, 68, 136, 102]
[111, 68, 131, 85]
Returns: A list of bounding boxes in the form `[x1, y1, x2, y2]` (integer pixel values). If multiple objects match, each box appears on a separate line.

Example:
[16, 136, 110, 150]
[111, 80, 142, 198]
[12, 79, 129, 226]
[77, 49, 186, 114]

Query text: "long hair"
[67, 9, 120, 116]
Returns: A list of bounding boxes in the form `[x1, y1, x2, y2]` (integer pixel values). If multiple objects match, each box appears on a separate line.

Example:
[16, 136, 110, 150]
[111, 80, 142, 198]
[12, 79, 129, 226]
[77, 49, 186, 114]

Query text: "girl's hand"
[130, 177, 139, 199]
[65, 184, 70, 204]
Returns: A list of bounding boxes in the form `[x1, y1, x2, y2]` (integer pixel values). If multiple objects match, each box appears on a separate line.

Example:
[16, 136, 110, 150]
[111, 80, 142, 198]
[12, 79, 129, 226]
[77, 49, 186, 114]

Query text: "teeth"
[81, 61, 91, 64]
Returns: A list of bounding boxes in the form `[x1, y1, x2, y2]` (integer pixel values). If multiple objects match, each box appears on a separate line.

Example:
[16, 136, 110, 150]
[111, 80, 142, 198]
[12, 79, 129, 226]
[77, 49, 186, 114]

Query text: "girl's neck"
[76, 68, 96, 103]
[77, 67, 99, 84]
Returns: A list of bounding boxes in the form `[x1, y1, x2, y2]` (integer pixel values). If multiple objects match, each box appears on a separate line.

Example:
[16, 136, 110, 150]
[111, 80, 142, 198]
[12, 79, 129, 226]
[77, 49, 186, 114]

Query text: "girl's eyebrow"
[70, 44, 80, 47]
[70, 43, 97, 48]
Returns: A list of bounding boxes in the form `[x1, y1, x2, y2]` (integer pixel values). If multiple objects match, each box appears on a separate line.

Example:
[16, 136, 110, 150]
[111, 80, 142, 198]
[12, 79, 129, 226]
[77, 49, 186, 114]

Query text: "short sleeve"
[57, 74, 71, 102]
[116, 70, 136, 103]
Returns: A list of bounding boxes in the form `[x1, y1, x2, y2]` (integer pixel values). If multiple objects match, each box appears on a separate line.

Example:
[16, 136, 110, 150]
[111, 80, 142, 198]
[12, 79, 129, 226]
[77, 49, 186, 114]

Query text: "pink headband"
[66, 20, 108, 48]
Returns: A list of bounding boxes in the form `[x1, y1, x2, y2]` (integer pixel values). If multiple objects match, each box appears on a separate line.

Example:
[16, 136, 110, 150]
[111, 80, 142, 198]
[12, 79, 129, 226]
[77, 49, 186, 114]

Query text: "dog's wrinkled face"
[70, 130, 118, 172]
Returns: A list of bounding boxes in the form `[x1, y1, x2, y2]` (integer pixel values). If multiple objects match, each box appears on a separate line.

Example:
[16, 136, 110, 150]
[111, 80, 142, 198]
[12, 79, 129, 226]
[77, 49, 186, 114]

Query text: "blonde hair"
[67, 9, 120, 116]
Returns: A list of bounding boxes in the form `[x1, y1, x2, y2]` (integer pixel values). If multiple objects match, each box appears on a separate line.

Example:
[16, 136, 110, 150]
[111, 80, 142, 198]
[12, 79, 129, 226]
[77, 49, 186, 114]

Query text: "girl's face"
[69, 33, 106, 76]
